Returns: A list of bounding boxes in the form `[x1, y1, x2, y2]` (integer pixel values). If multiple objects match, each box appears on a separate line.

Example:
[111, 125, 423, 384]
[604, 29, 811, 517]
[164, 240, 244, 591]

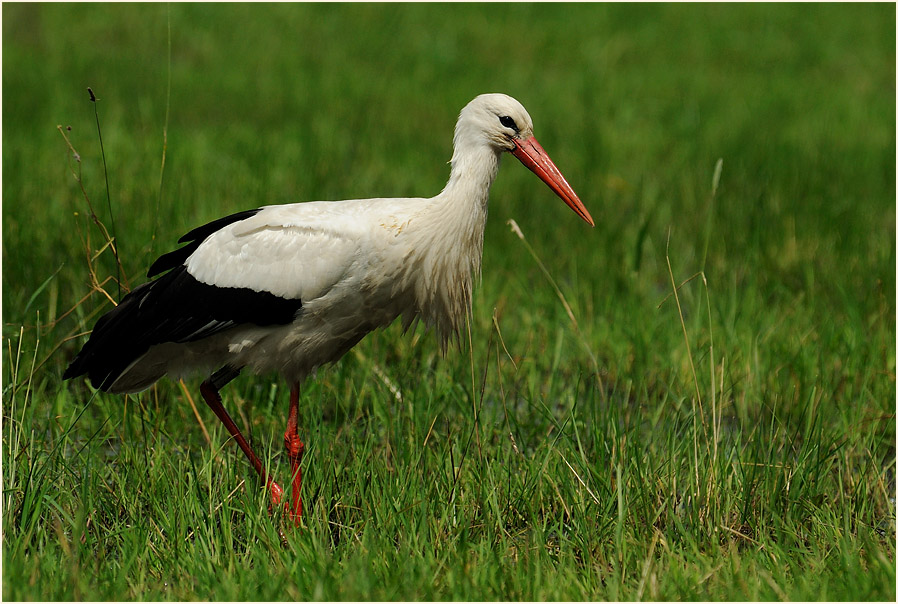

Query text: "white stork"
[64, 93, 594, 525]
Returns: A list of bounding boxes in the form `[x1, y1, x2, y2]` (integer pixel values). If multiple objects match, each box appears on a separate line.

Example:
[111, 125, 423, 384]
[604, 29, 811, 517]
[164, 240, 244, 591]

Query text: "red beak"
[511, 136, 595, 227]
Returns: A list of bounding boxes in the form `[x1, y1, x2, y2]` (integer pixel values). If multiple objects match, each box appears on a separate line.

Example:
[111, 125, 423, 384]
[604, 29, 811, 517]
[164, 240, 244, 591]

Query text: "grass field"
[3, 3, 895, 600]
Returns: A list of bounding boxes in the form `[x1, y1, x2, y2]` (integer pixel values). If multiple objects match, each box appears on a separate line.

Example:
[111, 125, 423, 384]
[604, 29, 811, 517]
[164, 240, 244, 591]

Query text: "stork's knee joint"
[284, 433, 305, 457]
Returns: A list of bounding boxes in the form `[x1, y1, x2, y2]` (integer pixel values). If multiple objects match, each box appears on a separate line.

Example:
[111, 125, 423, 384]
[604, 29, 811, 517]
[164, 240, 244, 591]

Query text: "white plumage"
[64, 93, 594, 524]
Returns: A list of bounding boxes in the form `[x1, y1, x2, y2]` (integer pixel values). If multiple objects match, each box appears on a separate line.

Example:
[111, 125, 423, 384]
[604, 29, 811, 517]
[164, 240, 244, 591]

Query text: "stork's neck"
[439, 128, 500, 214]
[431, 139, 501, 261]
[400, 140, 502, 348]
[440, 140, 502, 210]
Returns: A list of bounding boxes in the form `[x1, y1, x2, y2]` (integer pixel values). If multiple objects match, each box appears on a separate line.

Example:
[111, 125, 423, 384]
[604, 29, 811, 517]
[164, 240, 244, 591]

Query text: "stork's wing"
[183, 201, 371, 301]
[63, 201, 375, 391]
[147, 208, 262, 278]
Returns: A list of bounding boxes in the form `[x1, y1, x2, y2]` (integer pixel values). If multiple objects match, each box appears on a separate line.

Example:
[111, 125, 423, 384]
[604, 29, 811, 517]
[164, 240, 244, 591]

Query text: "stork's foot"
[200, 377, 291, 521]
[199, 374, 303, 533]
[267, 479, 285, 509]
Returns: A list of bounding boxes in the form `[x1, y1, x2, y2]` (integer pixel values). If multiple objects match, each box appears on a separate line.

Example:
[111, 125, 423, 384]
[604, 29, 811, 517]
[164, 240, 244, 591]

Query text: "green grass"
[3, 3, 895, 600]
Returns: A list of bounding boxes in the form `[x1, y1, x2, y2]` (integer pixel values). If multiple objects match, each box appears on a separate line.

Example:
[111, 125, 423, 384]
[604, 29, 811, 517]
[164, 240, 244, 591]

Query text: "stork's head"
[458, 93, 535, 151]
[457, 93, 594, 227]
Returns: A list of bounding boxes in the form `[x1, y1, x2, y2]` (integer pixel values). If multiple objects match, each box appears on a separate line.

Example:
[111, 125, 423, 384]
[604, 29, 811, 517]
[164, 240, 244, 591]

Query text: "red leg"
[199, 380, 285, 508]
[284, 382, 304, 525]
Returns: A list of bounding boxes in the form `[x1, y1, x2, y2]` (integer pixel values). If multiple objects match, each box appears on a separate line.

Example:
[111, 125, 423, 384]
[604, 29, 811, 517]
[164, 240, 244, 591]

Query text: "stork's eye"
[498, 115, 518, 131]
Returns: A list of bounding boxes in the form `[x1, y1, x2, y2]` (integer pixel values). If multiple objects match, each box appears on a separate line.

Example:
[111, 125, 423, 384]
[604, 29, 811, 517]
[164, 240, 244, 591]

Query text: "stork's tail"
[63, 281, 162, 392]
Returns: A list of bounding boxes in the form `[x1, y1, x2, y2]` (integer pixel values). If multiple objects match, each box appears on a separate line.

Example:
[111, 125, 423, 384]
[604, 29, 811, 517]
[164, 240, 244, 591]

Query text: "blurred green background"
[2, 3, 895, 600]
